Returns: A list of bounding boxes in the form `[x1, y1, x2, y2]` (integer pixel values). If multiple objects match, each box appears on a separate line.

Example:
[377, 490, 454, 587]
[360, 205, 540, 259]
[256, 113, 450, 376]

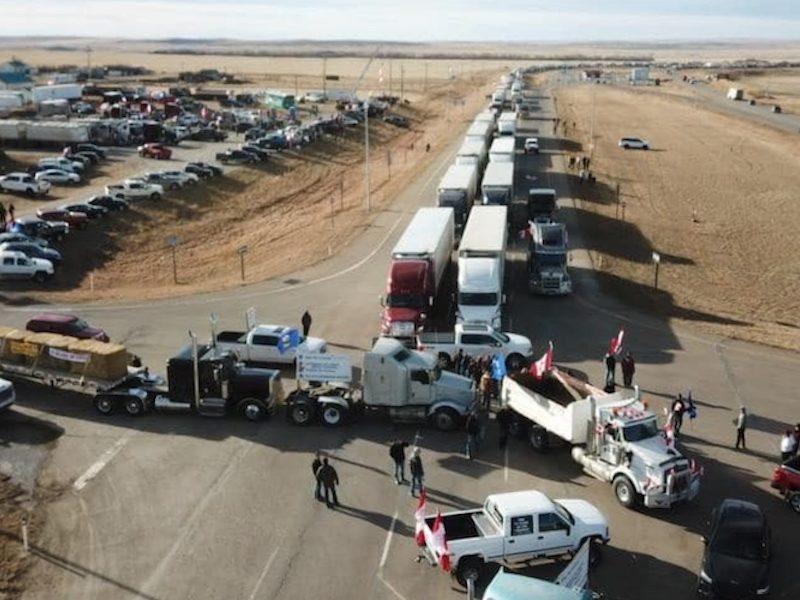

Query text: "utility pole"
[294, 74, 298, 98]
[364, 100, 371, 212]
[590, 84, 597, 159]
[389, 60, 393, 96]
[424, 62, 428, 93]
[86, 46, 92, 77]
[400, 64, 404, 100]
[322, 57, 327, 96]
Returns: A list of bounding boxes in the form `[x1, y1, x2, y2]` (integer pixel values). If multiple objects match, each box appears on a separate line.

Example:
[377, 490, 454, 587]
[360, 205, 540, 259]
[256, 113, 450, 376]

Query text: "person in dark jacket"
[496, 406, 513, 449]
[604, 352, 616, 392]
[301, 310, 312, 337]
[620, 352, 635, 387]
[465, 411, 481, 459]
[409, 448, 424, 497]
[312, 451, 324, 500]
[317, 457, 339, 508]
[389, 439, 409, 484]
[671, 395, 686, 436]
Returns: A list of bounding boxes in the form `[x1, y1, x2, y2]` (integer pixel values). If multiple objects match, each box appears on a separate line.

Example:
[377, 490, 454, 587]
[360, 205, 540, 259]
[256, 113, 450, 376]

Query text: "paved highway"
[3, 88, 799, 600]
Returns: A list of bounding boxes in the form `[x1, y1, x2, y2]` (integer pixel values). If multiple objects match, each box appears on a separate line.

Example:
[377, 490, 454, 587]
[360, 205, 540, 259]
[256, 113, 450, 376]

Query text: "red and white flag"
[663, 422, 675, 449]
[414, 490, 427, 547]
[430, 511, 452, 572]
[529, 342, 554, 380]
[608, 329, 624, 355]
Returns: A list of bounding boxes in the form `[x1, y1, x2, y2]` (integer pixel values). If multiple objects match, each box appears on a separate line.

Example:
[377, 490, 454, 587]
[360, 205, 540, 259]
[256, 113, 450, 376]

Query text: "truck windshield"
[483, 189, 509, 205]
[439, 191, 466, 206]
[459, 292, 498, 306]
[623, 418, 660, 442]
[553, 501, 575, 525]
[386, 294, 426, 308]
[535, 254, 566, 268]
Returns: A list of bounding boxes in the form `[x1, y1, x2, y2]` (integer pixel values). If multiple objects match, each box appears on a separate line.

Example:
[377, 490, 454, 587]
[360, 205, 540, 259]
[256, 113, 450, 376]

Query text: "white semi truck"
[436, 163, 478, 229]
[501, 369, 702, 509]
[488, 136, 516, 164]
[465, 119, 494, 145]
[496, 112, 517, 136]
[455, 138, 488, 176]
[481, 162, 514, 206]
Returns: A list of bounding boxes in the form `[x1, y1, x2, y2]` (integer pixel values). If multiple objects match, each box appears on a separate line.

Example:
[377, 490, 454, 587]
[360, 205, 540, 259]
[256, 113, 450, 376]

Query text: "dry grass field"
[555, 82, 800, 351]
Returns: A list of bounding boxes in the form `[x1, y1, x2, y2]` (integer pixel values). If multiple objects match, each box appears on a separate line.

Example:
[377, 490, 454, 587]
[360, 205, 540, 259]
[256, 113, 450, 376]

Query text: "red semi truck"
[380, 207, 454, 344]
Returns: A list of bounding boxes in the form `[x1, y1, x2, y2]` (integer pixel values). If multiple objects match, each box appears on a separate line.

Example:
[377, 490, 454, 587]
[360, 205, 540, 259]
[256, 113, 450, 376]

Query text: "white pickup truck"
[0, 172, 51, 197]
[422, 490, 610, 586]
[416, 323, 533, 371]
[214, 324, 327, 366]
[0, 250, 54, 283]
[105, 179, 164, 201]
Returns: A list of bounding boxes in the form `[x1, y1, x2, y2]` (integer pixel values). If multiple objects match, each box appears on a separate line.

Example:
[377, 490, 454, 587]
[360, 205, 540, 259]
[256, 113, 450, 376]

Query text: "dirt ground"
[554, 82, 800, 352]
[0, 477, 37, 599]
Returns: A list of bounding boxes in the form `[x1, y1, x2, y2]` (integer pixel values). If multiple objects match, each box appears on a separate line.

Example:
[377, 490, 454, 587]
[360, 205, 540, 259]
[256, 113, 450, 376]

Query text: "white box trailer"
[489, 136, 516, 163]
[0, 120, 24, 141]
[474, 109, 496, 125]
[437, 163, 478, 228]
[465, 119, 493, 145]
[455, 138, 488, 171]
[0, 93, 25, 110]
[481, 162, 514, 206]
[32, 84, 83, 103]
[28, 122, 90, 143]
[497, 112, 517, 136]
[391, 207, 455, 295]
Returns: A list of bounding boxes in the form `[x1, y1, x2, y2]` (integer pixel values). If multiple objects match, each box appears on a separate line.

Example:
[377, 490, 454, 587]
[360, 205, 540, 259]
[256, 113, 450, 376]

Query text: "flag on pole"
[529, 342, 554, 380]
[430, 511, 452, 572]
[277, 328, 301, 354]
[663, 422, 675, 450]
[608, 328, 625, 355]
[414, 490, 427, 547]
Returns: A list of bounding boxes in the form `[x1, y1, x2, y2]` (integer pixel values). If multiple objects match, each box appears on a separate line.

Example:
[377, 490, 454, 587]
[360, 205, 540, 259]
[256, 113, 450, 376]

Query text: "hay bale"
[23, 332, 74, 372]
[67, 339, 128, 380]
[0, 329, 41, 366]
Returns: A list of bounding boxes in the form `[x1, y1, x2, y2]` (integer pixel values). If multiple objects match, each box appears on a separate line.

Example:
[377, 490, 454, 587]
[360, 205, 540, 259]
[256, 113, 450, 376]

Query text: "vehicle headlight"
[699, 569, 712, 584]
[756, 585, 770, 595]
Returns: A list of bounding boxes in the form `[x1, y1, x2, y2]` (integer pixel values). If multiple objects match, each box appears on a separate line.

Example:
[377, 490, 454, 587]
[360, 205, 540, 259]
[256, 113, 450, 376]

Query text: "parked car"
[26, 312, 109, 342]
[0, 172, 51, 197]
[71, 143, 107, 159]
[244, 127, 267, 141]
[0, 250, 54, 282]
[240, 145, 270, 161]
[72, 150, 101, 165]
[0, 232, 49, 248]
[67, 154, 93, 169]
[216, 149, 258, 165]
[771, 454, 800, 513]
[88, 195, 130, 212]
[12, 217, 68, 242]
[160, 170, 199, 186]
[143, 172, 183, 190]
[35, 169, 81, 185]
[698, 499, 771, 599]
[61, 203, 108, 219]
[0, 241, 62, 265]
[185, 162, 222, 178]
[137, 143, 172, 160]
[37, 208, 89, 230]
[524, 137, 540, 154]
[191, 127, 227, 142]
[618, 137, 650, 150]
[39, 157, 84, 174]
[105, 180, 164, 201]
[383, 114, 409, 128]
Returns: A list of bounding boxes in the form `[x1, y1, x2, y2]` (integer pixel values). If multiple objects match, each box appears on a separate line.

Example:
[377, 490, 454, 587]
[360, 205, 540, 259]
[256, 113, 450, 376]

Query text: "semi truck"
[496, 112, 517, 137]
[527, 188, 557, 222]
[285, 337, 475, 431]
[32, 84, 83, 103]
[465, 120, 494, 145]
[457, 206, 507, 328]
[455, 138, 488, 177]
[528, 221, 571, 296]
[488, 136, 516, 164]
[481, 162, 514, 206]
[436, 163, 478, 229]
[501, 369, 702, 509]
[381, 207, 455, 343]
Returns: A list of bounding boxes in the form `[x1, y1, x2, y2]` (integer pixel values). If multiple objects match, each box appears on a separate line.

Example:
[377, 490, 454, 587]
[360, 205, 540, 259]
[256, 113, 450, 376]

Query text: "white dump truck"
[501, 369, 702, 509]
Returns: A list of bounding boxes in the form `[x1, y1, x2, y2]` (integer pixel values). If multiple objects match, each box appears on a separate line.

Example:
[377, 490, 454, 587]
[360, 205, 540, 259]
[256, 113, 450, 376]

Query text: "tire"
[33, 271, 47, 283]
[150, 193, 161, 201]
[583, 537, 603, 567]
[288, 401, 314, 425]
[25, 188, 35, 197]
[613, 476, 637, 509]
[241, 398, 266, 422]
[321, 404, 346, 427]
[622, 144, 629, 149]
[437, 353, 453, 369]
[431, 407, 459, 432]
[505, 353, 525, 372]
[529, 426, 549, 452]
[94, 395, 115, 415]
[789, 492, 800, 514]
[454, 556, 483, 588]
[124, 396, 144, 416]
[643, 145, 649, 150]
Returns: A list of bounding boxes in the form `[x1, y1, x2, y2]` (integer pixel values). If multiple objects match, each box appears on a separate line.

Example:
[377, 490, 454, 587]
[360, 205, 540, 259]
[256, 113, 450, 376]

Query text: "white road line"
[377, 573, 409, 600]
[73, 431, 135, 492]
[247, 546, 280, 600]
[379, 510, 399, 569]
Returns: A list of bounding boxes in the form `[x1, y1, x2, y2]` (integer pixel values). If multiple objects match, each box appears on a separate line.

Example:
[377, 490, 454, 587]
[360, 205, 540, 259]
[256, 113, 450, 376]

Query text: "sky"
[1, 0, 799, 42]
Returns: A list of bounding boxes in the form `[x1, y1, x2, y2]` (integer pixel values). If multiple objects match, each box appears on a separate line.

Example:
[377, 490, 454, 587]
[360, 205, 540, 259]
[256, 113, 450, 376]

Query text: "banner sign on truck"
[9, 341, 39, 358]
[296, 353, 352, 383]
[48, 347, 90, 364]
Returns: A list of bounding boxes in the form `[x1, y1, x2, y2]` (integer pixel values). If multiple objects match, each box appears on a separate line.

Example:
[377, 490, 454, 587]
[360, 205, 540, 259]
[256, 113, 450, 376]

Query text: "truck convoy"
[416, 322, 532, 371]
[502, 369, 702, 509]
[481, 162, 514, 206]
[455, 139, 488, 177]
[496, 112, 517, 136]
[465, 120, 494, 146]
[528, 221, 571, 296]
[285, 337, 475, 431]
[381, 207, 455, 343]
[457, 206, 507, 329]
[436, 163, 478, 229]
[421, 490, 610, 586]
[488, 136, 516, 164]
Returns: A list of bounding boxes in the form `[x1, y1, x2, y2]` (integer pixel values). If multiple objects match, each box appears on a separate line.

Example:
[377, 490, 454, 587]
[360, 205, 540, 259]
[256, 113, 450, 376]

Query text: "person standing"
[794, 423, 800, 456]
[317, 457, 339, 508]
[0, 202, 6, 226]
[454, 348, 464, 375]
[301, 310, 312, 337]
[620, 351, 635, 387]
[311, 451, 324, 501]
[780, 430, 797, 462]
[409, 447, 424, 497]
[465, 410, 481, 459]
[496, 406, 512, 449]
[479, 369, 492, 410]
[7, 203, 15, 224]
[733, 407, 748, 450]
[671, 395, 685, 436]
[604, 352, 617, 391]
[389, 439, 409, 484]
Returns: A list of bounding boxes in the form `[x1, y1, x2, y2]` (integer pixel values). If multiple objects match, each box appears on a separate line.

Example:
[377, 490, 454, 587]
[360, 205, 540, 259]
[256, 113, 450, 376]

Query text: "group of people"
[389, 440, 426, 497]
[451, 350, 502, 408]
[604, 350, 636, 391]
[0, 202, 16, 229]
[779, 424, 800, 462]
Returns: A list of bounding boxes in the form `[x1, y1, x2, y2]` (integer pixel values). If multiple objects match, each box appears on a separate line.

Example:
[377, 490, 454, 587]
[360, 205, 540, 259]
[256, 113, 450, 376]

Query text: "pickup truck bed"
[425, 509, 500, 541]
[216, 331, 247, 344]
[417, 331, 456, 344]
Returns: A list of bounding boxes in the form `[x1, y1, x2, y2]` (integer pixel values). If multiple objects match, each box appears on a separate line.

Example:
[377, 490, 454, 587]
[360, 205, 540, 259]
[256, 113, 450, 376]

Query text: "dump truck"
[501, 369, 702, 509]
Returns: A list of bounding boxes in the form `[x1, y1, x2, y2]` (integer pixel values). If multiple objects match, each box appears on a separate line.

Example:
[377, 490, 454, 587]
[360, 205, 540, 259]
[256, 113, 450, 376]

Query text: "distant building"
[0, 57, 37, 76]
[0, 72, 34, 90]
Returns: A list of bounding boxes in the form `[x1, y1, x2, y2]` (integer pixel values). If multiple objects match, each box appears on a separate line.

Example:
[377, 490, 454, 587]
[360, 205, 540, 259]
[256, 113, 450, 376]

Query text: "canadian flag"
[608, 329, 624, 355]
[414, 490, 427, 547]
[663, 422, 675, 450]
[430, 511, 452, 572]
[529, 342, 554, 380]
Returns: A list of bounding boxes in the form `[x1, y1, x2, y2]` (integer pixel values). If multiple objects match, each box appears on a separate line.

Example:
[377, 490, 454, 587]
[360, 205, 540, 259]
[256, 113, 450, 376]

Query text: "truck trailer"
[496, 112, 517, 137]
[481, 162, 514, 206]
[455, 138, 488, 176]
[32, 84, 83, 103]
[436, 163, 478, 229]
[488, 136, 516, 164]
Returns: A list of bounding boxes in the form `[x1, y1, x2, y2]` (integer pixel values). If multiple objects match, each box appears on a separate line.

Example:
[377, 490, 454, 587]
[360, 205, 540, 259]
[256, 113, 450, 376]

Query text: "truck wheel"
[505, 353, 525, 372]
[321, 404, 346, 427]
[613, 476, 637, 509]
[241, 398, 267, 421]
[150, 193, 161, 201]
[582, 537, 603, 567]
[94, 395, 115, 415]
[33, 271, 47, 283]
[454, 556, 484, 587]
[25, 188, 35, 197]
[124, 397, 144, 416]
[789, 493, 800, 514]
[529, 426, 549, 452]
[437, 353, 452, 369]
[288, 401, 314, 425]
[431, 407, 459, 432]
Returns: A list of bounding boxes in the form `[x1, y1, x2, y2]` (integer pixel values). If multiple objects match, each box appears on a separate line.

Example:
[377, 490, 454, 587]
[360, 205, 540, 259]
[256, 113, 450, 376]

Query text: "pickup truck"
[416, 323, 533, 371]
[105, 179, 164, 201]
[0, 173, 51, 197]
[0, 250, 54, 283]
[214, 324, 327, 366]
[423, 490, 610, 587]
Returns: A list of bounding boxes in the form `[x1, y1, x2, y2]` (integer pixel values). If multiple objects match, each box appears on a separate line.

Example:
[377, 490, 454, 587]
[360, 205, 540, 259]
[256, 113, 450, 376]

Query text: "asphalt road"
[2, 89, 799, 600]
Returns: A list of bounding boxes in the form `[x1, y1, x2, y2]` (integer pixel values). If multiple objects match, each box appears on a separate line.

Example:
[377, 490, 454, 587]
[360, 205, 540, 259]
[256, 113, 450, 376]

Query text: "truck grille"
[542, 277, 560, 290]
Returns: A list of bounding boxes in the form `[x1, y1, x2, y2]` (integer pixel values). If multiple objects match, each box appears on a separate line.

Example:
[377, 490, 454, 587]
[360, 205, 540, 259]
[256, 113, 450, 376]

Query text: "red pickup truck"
[770, 455, 800, 513]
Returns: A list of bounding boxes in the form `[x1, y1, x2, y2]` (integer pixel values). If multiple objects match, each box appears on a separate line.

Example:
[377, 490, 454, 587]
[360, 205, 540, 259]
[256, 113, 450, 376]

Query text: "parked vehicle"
[215, 149, 258, 164]
[185, 161, 223, 178]
[421, 490, 610, 587]
[142, 172, 183, 190]
[240, 144, 270, 161]
[455, 138, 488, 177]
[38, 157, 84, 174]
[481, 162, 514, 206]
[436, 164, 478, 229]
[105, 180, 164, 201]
[137, 143, 172, 159]
[26, 313, 109, 342]
[72, 150, 101, 165]
[37, 208, 89, 230]
[524, 137, 539, 154]
[0, 241, 62, 266]
[482, 568, 602, 600]
[214, 324, 327, 366]
[0, 250, 54, 282]
[770, 455, 800, 513]
[61, 202, 107, 219]
[35, 169, 81, 185]
[69, 143, 107, 159]
[0, 377, 14, 412]
[66, 154, 93, 169]
[698, 499, 771, 599]
[191, 127, 227, 142]
[0, 173, 51, 197]
[12, 217, 68, 242]
[417, 322, 532, 371]
[465, 120, 494, 145]
[88, 195, 130, 211]
[618, 137, 649, 150]
[0, 232, 49, 248]
[380, 208, 454, 343]
[502, 369, 702, 508]
[528, 221, 571, 295]
[527, 188, 557, 222]
[285, 337, 475, 430]
[383, 114, 409, 128]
